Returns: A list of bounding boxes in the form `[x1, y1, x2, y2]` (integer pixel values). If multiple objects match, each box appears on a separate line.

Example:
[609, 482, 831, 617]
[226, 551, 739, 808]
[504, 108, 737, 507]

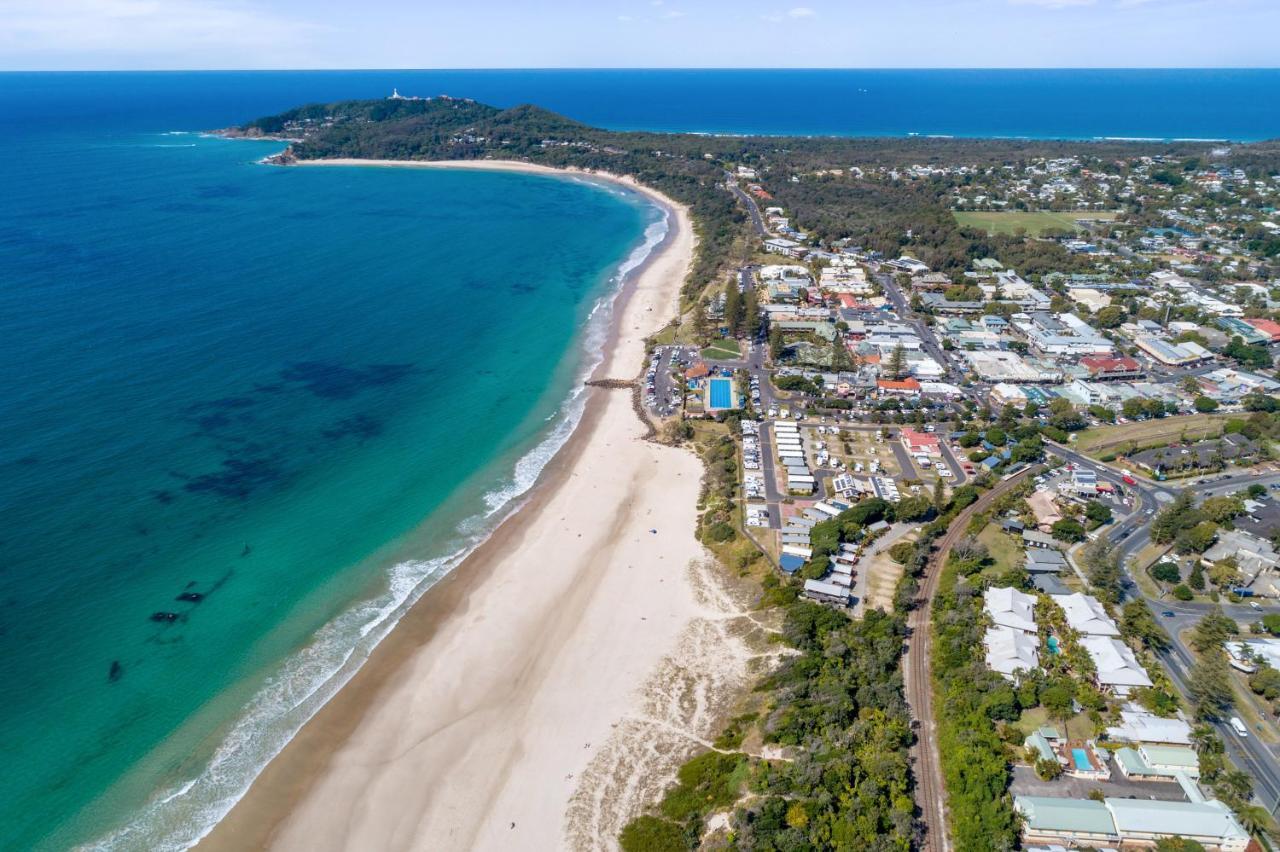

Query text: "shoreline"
[197, 159, 714, 850]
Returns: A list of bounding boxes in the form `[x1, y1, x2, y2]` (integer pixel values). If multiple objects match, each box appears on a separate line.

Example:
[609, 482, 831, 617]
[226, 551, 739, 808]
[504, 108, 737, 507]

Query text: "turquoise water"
[1047, 636, 1061, 655]
[0, 90, 660, 849]
[1072, 748, 1092, 772]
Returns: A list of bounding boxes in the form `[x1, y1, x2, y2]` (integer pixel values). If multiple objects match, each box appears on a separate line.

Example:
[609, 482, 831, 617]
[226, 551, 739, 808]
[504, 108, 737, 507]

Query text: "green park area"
[1073, 413, 1231, 459]
[954, 210, 1118, 236]
[701, 338, 741, 361]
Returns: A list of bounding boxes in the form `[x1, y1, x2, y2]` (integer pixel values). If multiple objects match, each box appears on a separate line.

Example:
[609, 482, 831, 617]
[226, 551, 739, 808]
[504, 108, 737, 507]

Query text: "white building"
[1081, 635, 1153, 693]
[1051, 593, 1120, 636]
[985, 586, 1038, 632]
[985, 626, 1040, 679]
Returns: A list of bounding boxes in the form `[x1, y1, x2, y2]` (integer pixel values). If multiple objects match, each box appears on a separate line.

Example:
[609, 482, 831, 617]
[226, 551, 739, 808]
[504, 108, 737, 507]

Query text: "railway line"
[904, 467, 1037, 851]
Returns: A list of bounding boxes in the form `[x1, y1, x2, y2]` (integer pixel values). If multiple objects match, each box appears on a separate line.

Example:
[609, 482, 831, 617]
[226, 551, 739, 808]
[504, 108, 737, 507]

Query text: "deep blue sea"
[0, 68, 1275, 851]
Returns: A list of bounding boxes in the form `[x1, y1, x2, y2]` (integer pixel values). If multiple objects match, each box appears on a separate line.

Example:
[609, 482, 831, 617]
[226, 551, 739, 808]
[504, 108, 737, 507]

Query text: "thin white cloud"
[762, 6, 818, 22]
[661, 9, 687, 18]
[0, 0, 322, 59]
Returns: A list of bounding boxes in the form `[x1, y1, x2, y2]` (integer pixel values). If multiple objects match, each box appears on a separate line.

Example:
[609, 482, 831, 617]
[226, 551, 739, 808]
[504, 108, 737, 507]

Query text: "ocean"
[0, 68, 1275, 850]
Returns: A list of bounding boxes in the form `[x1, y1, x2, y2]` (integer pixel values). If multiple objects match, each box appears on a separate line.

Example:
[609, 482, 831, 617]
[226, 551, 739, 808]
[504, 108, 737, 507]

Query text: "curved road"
[905, 466, 1038, 851]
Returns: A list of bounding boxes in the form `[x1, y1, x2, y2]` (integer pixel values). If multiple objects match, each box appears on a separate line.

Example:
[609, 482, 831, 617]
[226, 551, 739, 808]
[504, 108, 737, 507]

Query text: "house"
[985, 626, 1040, 679]
[1051, 593, 1121, 636]
[1025, 548, 1067, 573]
[1023, 530, 1057, 549]
[1081, 635, 1153, 693]
[901, 428, 942, 457]
[984, 586, 1038, 633]
[1202, 529, 1280, 587]
[1027, 490, 1063, 530]
[1105, 708, 1193, 745]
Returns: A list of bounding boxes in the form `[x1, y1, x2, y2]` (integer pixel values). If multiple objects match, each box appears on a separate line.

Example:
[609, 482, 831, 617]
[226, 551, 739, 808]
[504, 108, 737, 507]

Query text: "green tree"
[767, 323, 783, 360]
[1051, 518, 1086, 543]
[1121, 600, 1170, 651]
[742, 284, 761, 339]
[1084, 501, 1113, 526]
[1193, 395, 1220, 413]
[1189, 649, 1234, 719]
[1190, 605, 1237, 653]
[886, 341, 908, 379]
[724, 280, 743, 336]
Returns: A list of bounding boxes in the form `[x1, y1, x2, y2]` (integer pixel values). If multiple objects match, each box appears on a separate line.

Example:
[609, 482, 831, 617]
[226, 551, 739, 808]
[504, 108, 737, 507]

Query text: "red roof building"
[877, 377, 921, 395]
[901, 428, 942, 456]
[1079, 355, 1143, 380]
[1245, 317, 1280, 343]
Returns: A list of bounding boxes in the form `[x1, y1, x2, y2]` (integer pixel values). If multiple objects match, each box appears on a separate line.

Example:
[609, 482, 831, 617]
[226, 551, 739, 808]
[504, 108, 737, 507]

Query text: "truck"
[1121, 469, 1137, 486]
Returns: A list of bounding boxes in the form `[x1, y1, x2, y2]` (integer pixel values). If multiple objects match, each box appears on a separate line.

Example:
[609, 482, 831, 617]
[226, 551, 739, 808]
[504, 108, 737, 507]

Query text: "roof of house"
[1081, 635, 1153, 688]
[1014, 796, 1117, 837]
[984, 586, 1038, 633]
[985, 625, 1039, 676]
[1024, 730, 1056, 763]
[1105, 709, 1193, 745]
[1051, 592, 1120, 636]
[1104, 797, 1246, 843]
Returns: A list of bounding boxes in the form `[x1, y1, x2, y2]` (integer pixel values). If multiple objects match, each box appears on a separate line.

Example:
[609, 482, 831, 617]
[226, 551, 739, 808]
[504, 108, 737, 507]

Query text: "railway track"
[904, 468, 1036, 851]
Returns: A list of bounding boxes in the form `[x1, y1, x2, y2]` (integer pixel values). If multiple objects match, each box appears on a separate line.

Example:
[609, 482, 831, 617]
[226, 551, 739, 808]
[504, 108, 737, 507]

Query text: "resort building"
[900, 428, 942, 457]
[1016, 796, 1249, 851]
[984, 586, 1038, 633]
[1080, 635, 1153, 694]
[1105, 708, 1193, 745]
[985, 626, 1039, 679]
[1051, 593, 1120, 636]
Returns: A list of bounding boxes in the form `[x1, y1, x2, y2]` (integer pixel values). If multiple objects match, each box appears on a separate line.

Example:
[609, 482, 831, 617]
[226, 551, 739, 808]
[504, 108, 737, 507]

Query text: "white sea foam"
[80, 199, 671, 852]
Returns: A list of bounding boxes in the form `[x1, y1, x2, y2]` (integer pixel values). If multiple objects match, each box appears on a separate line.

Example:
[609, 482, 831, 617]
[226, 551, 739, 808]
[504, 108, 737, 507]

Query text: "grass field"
[978, 523, 1023, 575]
[701, 338, 741, 360]
[1073, 413, 1231, 459]
[954, 210, 1119, 236]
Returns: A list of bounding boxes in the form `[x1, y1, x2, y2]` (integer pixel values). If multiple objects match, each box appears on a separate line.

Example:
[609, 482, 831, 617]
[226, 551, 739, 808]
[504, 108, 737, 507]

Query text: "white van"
[1230, 717, 1249, 737]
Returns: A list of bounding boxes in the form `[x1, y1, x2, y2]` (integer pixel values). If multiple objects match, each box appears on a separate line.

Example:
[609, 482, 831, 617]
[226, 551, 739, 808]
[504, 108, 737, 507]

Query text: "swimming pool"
[1071, 747, 1092, 772]
[1047, 636, 1060, 655]
[709, 377, 732, 409]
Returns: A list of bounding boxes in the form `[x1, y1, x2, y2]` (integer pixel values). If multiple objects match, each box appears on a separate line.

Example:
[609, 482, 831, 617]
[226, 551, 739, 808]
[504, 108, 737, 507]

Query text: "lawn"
[1073, 414, 1231, 459]
[954, 210, 1119, 237]
[701, 338, 742, 361]
[978, 523, 1023, 575]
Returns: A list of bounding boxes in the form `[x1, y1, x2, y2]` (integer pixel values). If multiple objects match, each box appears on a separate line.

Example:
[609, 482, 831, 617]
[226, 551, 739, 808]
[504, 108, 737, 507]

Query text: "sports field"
[954, 210, 1119, 236]
[1074, 413, 1231, 458]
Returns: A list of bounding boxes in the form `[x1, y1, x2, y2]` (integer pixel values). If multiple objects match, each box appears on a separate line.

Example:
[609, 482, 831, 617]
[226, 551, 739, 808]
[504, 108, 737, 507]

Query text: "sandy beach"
[198, 160, 766, 851]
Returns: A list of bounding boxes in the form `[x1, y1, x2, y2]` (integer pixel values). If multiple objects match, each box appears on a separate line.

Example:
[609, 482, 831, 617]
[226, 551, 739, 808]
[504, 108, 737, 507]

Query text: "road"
[1049, 442, 1280, 813]
[904, 466, 1038, 851]
[725, 173, 767, 237]
[874, 269, 965, 384]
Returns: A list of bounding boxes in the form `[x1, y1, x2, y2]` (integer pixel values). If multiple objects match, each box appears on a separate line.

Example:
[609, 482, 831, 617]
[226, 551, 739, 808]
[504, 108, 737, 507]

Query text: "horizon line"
[3, 66, 1280, 74]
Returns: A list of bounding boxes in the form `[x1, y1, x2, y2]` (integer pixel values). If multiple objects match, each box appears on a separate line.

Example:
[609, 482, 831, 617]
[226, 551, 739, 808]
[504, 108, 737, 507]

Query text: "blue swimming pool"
[709, 377, 732, 409]
[1047, 636, 1060, 655]
[1071, 748, 1092, 772]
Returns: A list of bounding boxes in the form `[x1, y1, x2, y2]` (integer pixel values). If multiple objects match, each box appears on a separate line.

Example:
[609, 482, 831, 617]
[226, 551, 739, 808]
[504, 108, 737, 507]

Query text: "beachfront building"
[1016, 796, 1249, 851]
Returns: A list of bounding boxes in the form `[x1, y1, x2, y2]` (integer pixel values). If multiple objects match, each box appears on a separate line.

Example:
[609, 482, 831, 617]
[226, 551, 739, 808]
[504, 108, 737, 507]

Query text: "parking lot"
[1010, 764, 1189, 803]
[644, 345, 698, 417]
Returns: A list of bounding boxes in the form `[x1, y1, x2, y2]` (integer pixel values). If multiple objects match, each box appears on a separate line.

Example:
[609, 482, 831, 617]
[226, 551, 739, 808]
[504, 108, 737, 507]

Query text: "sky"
[1, 0, 1277, 71]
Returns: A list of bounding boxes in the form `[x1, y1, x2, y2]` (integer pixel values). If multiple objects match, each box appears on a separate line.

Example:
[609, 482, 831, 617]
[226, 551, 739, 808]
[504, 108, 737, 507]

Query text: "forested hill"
[235, 97, 1280, 296]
